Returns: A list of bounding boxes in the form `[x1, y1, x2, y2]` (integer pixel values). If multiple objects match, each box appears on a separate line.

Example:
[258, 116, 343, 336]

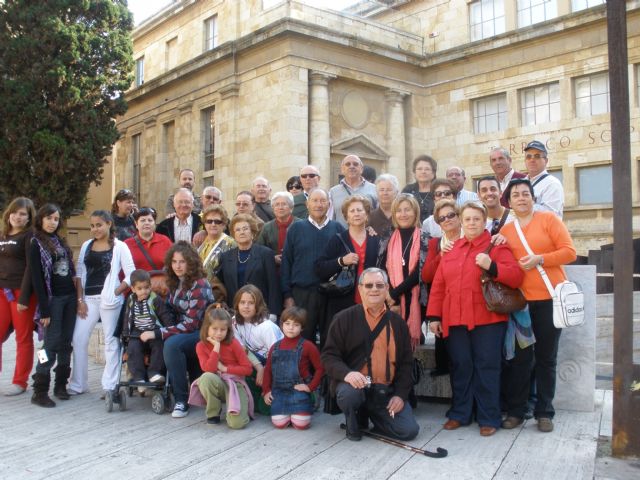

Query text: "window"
[132, 134, 141, 198]
[204, 15, 218, 51]
[470, 0, 505, 41]
[571, 0, 604, 12]
[517, 0, 557, 27]
[165, 37, 177, 71]
[135, 57, 144, 87]
[473, 94, 507, 134]
[575, 72, 609, 117]
[578, 165, 612, 204]
[548, 168, 563, 185]
[202, 107, 215, 171]
[520, 82, 560, 126]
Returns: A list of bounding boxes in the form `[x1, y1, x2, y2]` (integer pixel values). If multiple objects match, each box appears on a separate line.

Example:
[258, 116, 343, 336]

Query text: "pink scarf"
[386, 228, 421, 348]
[188, 374, 255, 419]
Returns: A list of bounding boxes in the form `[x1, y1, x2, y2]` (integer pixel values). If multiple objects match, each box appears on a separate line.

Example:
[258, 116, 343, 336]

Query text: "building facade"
[113, 0, 640, 254]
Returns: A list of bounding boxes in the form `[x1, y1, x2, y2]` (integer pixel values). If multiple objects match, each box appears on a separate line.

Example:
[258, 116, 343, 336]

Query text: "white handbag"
[514, 220, 585, 328]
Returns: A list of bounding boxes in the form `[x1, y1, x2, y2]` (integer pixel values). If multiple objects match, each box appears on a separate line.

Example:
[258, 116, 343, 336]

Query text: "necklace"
[401, 236, 413, 266]
[237, 249, 251, 264]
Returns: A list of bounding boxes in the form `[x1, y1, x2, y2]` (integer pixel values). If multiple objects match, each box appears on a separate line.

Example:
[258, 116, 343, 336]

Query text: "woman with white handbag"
[499, 179, 576, 433]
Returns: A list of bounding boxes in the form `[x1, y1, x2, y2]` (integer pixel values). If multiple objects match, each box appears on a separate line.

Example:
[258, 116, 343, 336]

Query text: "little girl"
[232, 284, 283, 415]
[262, 307, 324, 429]
[191, 306, 253, 428]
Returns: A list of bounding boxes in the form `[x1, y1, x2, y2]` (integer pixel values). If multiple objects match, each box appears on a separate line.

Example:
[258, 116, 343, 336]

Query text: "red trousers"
[0, 289, 36, 388]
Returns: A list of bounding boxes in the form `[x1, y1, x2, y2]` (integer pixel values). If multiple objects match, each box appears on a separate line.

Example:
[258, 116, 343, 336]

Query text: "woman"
[380, 194, 428, 349]
[198, 205, 236, 296]
[421, 178, 458, 238]
[286, 176, 303, 196]
[111, 189, 137, 241]
[368, 174, 399, 240]
[140, 241, 214, 418]
[421, 199, 462, 376]
[71, 211, 135, 396]
[216, 214, 281, 315]
[402, 155, 437, 223]
[0, 197, 37, 396]
[256, 191, 300, 267]
[500, 178, 576, 433]
[316, 195, 380, 346]
[124, 207, 173, 297]
[427, 202, 523, 436]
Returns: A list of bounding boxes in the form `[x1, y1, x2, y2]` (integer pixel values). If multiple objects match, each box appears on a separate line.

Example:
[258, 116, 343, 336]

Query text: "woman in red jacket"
[427, 202, 523, 436]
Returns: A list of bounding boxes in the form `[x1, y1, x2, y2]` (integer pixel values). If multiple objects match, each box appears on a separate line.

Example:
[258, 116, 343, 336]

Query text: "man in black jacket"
[156, 189, 201, 242]
[322, 267, 419, 441]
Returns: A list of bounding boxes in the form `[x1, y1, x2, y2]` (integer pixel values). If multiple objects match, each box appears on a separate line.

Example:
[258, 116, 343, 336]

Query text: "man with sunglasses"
[292, 165, 322, 219]
[201, 186, 222, 210]
[523, 140, 564, 218]
[329, 155, 378, 227]
[322, 267, 419, 442]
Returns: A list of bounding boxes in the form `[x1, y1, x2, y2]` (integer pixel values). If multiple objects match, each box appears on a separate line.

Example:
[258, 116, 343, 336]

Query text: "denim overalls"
[270, 337, 313, 415]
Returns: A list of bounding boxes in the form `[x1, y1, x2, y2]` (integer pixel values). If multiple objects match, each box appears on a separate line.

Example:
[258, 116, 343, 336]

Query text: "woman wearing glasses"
[111, 189, 137, 241]
[198, 205, 236, 285]
[285, 176, 303, 195]
[421, 179, 458, 239]
[402, 155, 438, 223]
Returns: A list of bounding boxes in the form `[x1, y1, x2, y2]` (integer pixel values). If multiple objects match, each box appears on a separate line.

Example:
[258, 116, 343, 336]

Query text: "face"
[251, 179, 271, 203]
[346, 201, 367, 228]
[358, 272, 388, 308]
[281, 318, 302, 339]
[287, 181, 303, 195]
[135, 214, 156, 237]
[237, 292, 256, 319]
[436, 206, 460, 234]
[208, 320, 229, 342]
[9, 208, 29, 230]
[489, 150, 512, 178]
[179, 171, 195, 190]
[524, 148, 548, 178]
[171, 251, 187, 278]
[307, 190, 329, 221]
[272, 197, 292, 221]
[235, 194, 254, 214]
[42, 211, 60, 234]
[478, 180, 501, 209]
[446, 168, 465, 190]
[395, 200, 416, 229]
[509, 183, 535, 215]
[117, 198, 135, 216]
[131, 281, 151, 301]
[300, 167, 320, 192]
[232, 221, 253, 245]
[376, 180, 396, 207]
[433, 185, 454, 201]
[90, 216, 111, 241]
[173, 192, 193, 218]
[414, 160, 435, 184]
[202, 189, 221, 208]
[461, 207, 486, 240]
[204, 213, 224, 238]
[341, 155, 363, 180]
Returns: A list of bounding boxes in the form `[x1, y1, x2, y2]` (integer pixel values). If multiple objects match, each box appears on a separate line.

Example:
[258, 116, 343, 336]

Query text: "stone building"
[113, 0, 640, 254]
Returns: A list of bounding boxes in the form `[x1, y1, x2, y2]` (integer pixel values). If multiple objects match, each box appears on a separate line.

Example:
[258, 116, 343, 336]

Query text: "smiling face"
[42, 211, 61, 234]
[489, 150, 512, 179]
[232, 221, 253, 247]
[524, 148, 548, 178]
[300, 166, 320, 192]
[251, 178, 271, 203]
[394, 199, 417, 229]
[272, 196, 292, 222]
[358, 271, 389, 309]
[135, 214, 156, 239]
[307, 189, 329, 222]
[9, 208, 29, 231]
[509, 183, 535, 216]
[237, 292, 257, 320]
[171, 251, 187, 278]
[173, 191, 194, 219]
[208, 320, 229, 343]
[376, 180, 396, 208]
[437, 205, 460, 235]
[281, 318, 302, 339]
[478, 179, 501, 209]
[90, 216, 111, 241]
[116, 197, 135, 216]
[446, 167, 465, 191]
[461, 206, 486, 240]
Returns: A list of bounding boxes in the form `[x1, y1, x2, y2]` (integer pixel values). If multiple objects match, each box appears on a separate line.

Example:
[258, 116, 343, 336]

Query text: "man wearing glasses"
[201, 186, 222, 210]
[445, 166, 479, 207]
[322, 267, 419, 442]
[523, 140, 564, 218]
[329, 155, 378, 227]
[234, 191, 264, 235]
[165, 168, 202, 217]
[292, 165, 322, 219]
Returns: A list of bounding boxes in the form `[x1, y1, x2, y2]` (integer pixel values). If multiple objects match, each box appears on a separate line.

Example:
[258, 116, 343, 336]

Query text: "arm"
[227, 340, 253, 377]
[29, 241, 51, 318]
[261, 248, 282, 314]
[421, 239, 441, 285]
[320, 313, 354, 383]
[425, 261, 445, 319]
[534, 180, 564, 217]
[153, 295, 176, 329]
[261, 345, 274, 395]
[159, 280, 214, 339]
[314, 234, 344, 281]
[304, 341, 325, 392]
[491, 245, 525, 289]
[389, 268, 419, 302]
[391, 316, 414, 401]
[116, 241, 135, 295]
[196, 341, 220, 373]
[541, 214, 577, 266]
[17, 232, 33, 306]
[121, 300, 132, 338]
[280, 228, 295, 299]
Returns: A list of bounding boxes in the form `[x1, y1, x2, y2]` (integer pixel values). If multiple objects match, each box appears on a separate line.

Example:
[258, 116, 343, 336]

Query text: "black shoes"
[207, 416, 221, 424]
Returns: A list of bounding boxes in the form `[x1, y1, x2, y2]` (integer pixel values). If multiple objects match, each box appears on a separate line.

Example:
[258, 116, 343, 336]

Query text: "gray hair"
[489, 147, 511, 161]
[446, 166, 466, 177]
[375, 173, 400, 193]
[358, 267, 389, 285]
[203, 186, 222, 200]
[174, 188, 194, 202]
[252, 176, 271, 188]
[271, 191, 294, 208]
[307, 187, 329, 200]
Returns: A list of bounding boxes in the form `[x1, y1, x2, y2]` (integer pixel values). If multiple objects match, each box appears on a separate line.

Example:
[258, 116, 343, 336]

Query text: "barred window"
[575, 72, 609, 117]
[204, 15, 218, 51]
[473, 94, 507, 134]
[470, 0, 505, 41]
[520, 82, 560, 126]
[517, 0, 557, 27]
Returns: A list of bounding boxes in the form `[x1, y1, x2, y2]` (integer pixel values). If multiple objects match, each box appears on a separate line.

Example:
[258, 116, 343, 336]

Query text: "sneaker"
[172, 402, 189, 418]
[501, 416, 524, 429]
[207, 416, 221, 424]
[537, 417, 554, 433]
[67, 389, 84, 396]
[4, 384, 26, 396]
[149, 374, 165, 384]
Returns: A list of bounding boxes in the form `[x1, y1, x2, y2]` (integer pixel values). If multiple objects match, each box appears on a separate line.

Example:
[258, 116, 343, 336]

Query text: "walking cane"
[340, 424, 448, 458]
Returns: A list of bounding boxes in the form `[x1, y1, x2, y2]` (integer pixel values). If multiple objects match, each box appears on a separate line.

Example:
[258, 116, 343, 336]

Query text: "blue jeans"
[36, 294, 77, 375]
[163, 331, 201, 403]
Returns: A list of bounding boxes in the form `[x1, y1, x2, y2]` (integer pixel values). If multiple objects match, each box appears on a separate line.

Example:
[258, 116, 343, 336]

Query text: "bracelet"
[338, 257, 344, 267]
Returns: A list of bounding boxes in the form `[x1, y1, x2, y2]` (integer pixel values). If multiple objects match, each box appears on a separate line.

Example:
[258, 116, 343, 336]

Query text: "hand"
[77, 301, 88, 319]
[255, 365, 264, 386]
[390, 305, 401, 316]
[207, 336, 220, 352]
[274, 254, 282, 266]
[519, 254, 543, 271]
[475, 253, 492, 270]
[140, 331, 155, 342]
[192, 230, 206, 248]
[263, 391, 273, 405]
[366, 226, 378, 236]
[410, 335, 420, 351]
[344, 371, 368, 389]
[386, 395, 404, 416]
[294, 383, 311, 393]
[17, 303, 27, 312]
[429, 321, 443, 338]
[40, 317, 50, 328]
[441, 238, 455, 253]
[217, 361, 227, 373]
[165, 212, 176, 219]
[342, 253, 359, 266]
[283, 297, 295, 309]
[491, 233, 507, 246]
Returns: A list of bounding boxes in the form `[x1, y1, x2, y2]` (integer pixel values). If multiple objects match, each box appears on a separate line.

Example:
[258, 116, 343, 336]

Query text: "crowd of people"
[0, 139, 577, 441]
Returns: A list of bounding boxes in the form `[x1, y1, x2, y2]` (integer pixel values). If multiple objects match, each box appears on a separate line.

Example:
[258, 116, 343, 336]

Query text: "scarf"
[275, 216, 293, 253]
[188, 374, 255, 419]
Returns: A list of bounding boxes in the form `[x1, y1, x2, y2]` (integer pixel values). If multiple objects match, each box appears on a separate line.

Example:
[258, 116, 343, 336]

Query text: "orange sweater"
[501, 212, 576, 301]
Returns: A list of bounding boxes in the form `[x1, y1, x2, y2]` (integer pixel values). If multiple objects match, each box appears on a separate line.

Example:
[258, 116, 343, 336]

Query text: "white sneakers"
[3, 384, 26, 396]
[172, 402, 189, 418]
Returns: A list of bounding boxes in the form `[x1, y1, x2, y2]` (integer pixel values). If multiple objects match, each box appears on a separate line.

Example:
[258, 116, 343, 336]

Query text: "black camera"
[367, 383, 394, 409]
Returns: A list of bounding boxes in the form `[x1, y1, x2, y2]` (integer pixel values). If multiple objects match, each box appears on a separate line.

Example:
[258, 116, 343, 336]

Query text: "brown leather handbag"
[480, 243, 526, 314]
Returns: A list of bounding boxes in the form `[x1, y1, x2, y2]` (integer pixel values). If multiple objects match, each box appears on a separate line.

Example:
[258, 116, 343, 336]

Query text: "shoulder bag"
[318, 234, 356, 296]
[480, 242, 527, 314]
[134, 236, 169, 297]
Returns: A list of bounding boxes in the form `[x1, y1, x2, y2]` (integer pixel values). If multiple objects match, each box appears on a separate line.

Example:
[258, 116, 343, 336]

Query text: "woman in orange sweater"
[500, 179, 576, 433]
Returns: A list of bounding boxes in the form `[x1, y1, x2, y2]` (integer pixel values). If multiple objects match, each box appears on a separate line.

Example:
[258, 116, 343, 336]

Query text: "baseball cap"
[524, 140, 547, 154]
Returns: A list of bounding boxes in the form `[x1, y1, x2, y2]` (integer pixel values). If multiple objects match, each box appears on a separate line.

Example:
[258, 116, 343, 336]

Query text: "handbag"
[480, 243, 527, 314]
[134, 236, 169, 297]
[317, 234, 356, 296]
[514, 220, 584, 328]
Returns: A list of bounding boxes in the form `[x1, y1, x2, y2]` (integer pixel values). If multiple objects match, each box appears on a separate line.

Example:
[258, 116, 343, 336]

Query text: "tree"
[0, 0, 134, 214]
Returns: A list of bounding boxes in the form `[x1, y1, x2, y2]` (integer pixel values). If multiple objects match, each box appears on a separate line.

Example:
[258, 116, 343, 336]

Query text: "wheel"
[118, 388, 127, 411]
[128, 386, 134, 397]
[105, 391, 114, 413]
[151, 392, 165, 415]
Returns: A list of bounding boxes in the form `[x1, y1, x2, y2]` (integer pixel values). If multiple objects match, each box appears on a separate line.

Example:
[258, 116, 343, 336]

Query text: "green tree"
[0, 0, 134, 214]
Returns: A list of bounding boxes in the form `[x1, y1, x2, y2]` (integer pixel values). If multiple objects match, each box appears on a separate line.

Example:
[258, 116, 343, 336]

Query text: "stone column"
[385, 89, 409, 185]
[309, 70, 335, 188]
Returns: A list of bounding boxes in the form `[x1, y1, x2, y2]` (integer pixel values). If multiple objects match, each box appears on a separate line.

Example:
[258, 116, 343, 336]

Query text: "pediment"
[331, 134, 389, 161]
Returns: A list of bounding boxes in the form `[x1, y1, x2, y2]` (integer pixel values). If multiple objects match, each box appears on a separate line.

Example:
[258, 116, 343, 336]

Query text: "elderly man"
[251, 176, 275, 223]
[329, 155, 378, 227]
[292, 165, 321, 219]
[201, 186, 222, 210]
[446, 166, 479, 207]
[234, 190, 264, 234]
[477, 176, 513, 235]
[489, 147, 526, 207]
[523, 140, 564, 218]
[368, 173, 399, 240]
[281, 188, 344, 341]
[322, 267, 419, 442]
[165, 168, 202, 217]
[156, 188, 202, 242]
[256, 191, 301, 266]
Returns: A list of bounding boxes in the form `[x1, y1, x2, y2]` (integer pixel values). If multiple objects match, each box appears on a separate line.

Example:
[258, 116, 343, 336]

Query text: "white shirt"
[173, 215, 193, 243]
[455, 189, 480, 207]
[498, 168, 517, 193]
[308, 215, 331, 230]
[528, 170, 564, 218]
[233, 317, 283, 358]
[421, 215, 442, 238]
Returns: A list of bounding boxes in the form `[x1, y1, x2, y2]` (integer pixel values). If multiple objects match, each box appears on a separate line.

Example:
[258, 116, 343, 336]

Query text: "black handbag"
[318, 234, 356, 296]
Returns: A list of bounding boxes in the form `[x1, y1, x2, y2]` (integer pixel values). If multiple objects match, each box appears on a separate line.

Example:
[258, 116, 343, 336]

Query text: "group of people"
[0, 139, 576, 441]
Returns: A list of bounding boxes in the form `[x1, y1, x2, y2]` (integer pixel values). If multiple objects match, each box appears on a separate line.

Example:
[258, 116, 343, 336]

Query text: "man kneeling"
[321, 267, 420, 441]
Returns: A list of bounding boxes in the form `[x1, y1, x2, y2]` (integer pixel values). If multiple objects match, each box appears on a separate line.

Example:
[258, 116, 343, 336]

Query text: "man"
[368, 173, 399, 240]
[329, 155, 378, 227]
[322, 268, 420, 442]
[446, 166, 479, 207]
[523, 140, 564, 218]
[234, 190, 264, 233]
[477, 176, 513, 235]
[165, 168, 202, 216]
[489, 147, 526, 207]
[292, 165, 321, 219]
[256, 191, 300, 266]
[201, 186, 222, 210]
[251, 176, 275, 223]
[156, 188, 202, 242]
[281, 188, 344, 341]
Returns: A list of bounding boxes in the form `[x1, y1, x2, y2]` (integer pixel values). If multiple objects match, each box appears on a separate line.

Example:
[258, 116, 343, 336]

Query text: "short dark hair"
[130, 269, 151, 286]
[280, 306, 307, 328]
[504, 178, 535, 203]
[412, 155, 437, 175]
[133, 207, 157, 221]
[477, 176, 501, 192]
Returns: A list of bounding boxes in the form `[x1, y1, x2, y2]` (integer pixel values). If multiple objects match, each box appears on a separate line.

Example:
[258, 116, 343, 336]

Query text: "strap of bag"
[134, 236, 159, 271]
[364, 311, 391, 383]
[201, 236, 226, 269]
[531, 173, 549, 188]
[513, 219, 555, 298]
[336, 233, 353, 255]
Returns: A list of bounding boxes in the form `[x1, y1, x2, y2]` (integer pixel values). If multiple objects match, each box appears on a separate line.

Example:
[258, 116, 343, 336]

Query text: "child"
[122, 269, 175, 384]
[232, 284, 283, 415]
[190, 306, 253, 428]
[262, 307, 324, 429]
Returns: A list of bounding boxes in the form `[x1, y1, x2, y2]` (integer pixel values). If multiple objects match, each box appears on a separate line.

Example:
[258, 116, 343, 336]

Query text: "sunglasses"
[300, 173, 318, 179]
[437, 212, 457, 223]
[434, 190, 453, 198]
[288, 184, 302, 190]
[362, 282, 386, 290]
[205, 219, 224, 225]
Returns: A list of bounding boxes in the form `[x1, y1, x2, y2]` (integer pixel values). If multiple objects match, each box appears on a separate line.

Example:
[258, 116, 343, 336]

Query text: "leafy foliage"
[0, 0, 134, 215]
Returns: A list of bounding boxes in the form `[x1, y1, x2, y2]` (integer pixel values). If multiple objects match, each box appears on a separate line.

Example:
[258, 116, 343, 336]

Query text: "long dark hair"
[90, 210, 116, 247]
[164, 241, 206, 292]
[33, 203, 70, 254]
[1, 197, 35, 238]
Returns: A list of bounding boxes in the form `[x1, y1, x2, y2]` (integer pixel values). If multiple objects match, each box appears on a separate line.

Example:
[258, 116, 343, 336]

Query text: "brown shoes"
[480, 426, 497, 437]
[443, 419, 462, 430]
[501, 416, 524, 429]
[537, 417, 554, 432]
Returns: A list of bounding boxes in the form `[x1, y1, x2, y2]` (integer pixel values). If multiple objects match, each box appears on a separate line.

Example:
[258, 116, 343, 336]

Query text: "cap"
[524, 140, 547, 155]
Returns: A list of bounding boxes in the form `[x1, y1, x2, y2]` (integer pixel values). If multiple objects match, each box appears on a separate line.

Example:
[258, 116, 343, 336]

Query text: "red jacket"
[426, 231, 523, 337]
[421, 237, 442, 285]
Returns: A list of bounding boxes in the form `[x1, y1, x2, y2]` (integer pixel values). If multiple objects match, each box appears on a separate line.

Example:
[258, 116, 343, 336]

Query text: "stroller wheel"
[118, 388, 127, 411]
[165, 392, 175, 413]
[151, 392, 165, 415]
[128, 386, 134, 397]
[105, 391, 114, 413]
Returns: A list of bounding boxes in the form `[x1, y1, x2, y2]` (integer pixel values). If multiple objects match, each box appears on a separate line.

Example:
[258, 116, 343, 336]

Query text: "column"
[309, 70, 335, 188]
[385, 89, 409, 185]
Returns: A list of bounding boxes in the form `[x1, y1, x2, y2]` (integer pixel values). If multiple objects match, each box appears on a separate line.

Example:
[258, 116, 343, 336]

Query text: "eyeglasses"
[235, 202, 251, 207]
[204, 195, 220, 201]
[288, 184, 302, 190]
[434, 190, 453, 198]
[343, 162, 361, 167]
[234, 226, 251, 233]
[300, 173, 318, 179]
[525, 153, 546, 160]
[205, 219, 224, 225]
[362, 282, 386, 290]
[437, 212, 457, 223]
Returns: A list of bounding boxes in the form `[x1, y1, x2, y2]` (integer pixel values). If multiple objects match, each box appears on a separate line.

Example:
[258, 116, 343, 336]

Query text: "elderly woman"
[111, 189, 137, 241]
[368, 174, 398, 240]
[402, 155, 437, 223]
[421, 179, 458, 239]
[198, 205, 236, 284]
[499, 178, 576, 433]
[256, 191, 300, 266]
[427, 202, 523, 436]
[316, 195, 380, 346]
[216, 213, 282, 315]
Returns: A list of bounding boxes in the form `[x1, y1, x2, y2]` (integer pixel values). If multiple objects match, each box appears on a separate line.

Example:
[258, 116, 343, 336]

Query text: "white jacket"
[76, 238, 135, 309]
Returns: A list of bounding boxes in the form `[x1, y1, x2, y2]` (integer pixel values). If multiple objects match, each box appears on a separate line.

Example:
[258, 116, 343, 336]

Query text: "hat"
[524, 140, 547, 154]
